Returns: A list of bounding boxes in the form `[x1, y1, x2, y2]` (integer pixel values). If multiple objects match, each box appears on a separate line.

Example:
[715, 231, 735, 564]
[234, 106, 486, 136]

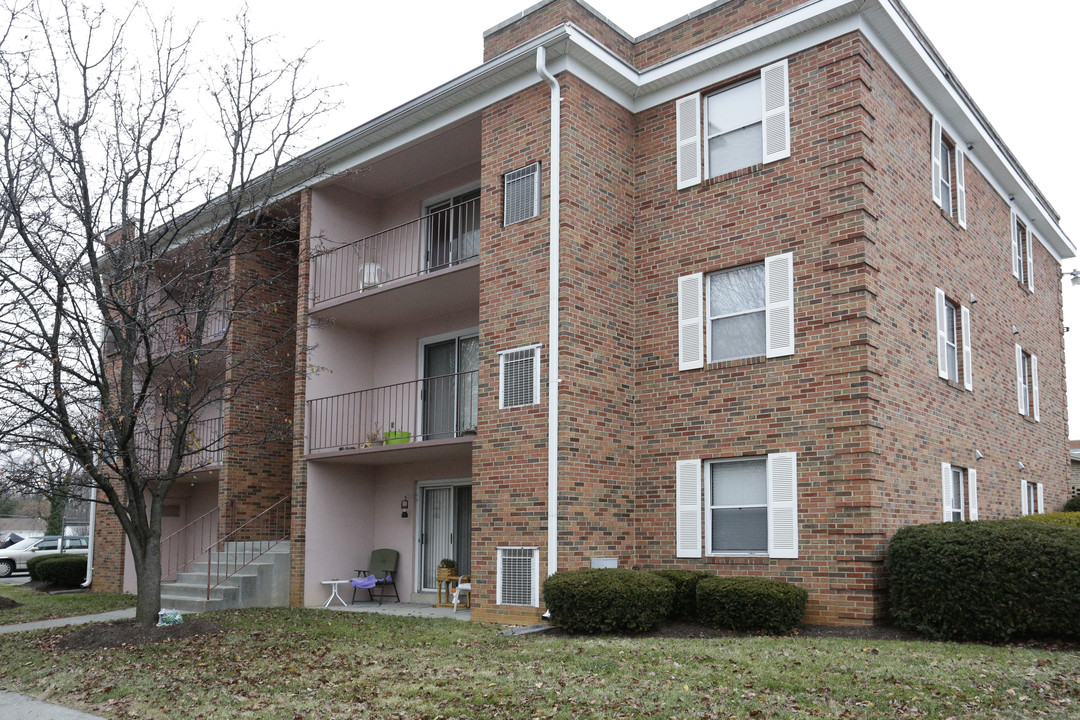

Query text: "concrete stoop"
[159, 540, 290, 614]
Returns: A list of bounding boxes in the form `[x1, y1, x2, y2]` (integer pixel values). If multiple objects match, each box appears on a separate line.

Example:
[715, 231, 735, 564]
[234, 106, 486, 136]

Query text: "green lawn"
[0, 607, 1077, 718]
[0, 585, 135, 625]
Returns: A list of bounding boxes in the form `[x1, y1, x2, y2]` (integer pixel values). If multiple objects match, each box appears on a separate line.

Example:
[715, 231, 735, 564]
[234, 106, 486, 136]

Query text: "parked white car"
[0, 536, 89, 577]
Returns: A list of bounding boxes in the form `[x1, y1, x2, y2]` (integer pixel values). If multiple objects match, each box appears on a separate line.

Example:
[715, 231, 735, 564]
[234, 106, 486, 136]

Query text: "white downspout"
[536, 46, 561, 578]
[81, 489, 97, 588]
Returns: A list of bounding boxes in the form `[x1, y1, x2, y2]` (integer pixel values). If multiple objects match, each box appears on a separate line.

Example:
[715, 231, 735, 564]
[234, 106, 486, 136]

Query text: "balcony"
[106, 304, 228, 363]
[310, 197, 480, 328]
[306, 370, 477, 465]
[134, 416, 224, 473]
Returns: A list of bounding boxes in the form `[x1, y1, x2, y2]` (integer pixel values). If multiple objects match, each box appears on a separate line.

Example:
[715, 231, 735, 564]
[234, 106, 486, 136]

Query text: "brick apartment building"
[95, 0, 1074, 625]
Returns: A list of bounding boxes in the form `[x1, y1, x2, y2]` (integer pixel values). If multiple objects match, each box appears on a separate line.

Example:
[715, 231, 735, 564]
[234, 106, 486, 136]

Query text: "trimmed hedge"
[1063, 495, 1080, 513]
[26, 553, 64, 580]
[543, 569, 674, 634]
[887, 520, 1080, 641]
[30, 554, 87, 587]
[649, 569, 712, 621]
[697, 576, 807, 634]
[1023, 511, 1080, 528]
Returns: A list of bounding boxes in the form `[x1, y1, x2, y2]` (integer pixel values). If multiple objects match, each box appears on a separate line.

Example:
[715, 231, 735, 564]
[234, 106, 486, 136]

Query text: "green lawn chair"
[351, 548, 400, 604]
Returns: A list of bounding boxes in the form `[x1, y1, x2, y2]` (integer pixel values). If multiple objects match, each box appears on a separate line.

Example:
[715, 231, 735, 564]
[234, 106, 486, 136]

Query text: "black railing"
[311, 196, 480, 304]
[306, 370, 478, 454]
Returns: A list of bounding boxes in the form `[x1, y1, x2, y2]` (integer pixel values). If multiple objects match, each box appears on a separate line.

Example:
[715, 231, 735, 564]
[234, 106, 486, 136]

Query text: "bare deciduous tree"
[0, 1, 326, 624]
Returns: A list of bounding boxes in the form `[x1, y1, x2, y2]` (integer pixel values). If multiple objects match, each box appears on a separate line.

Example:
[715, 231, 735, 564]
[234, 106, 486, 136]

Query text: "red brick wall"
[862, 39, 1070, 531]
[484, 0, 634, 63]
[221, 231, 298, 535]
[631, 33, 880, 625]
[473, 82, 554, 623]
[290, 190, 312, 607]
[90, 486, 127, 592]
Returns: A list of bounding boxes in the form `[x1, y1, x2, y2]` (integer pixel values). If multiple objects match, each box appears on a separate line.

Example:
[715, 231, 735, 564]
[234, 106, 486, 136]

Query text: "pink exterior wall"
[301, 457, 471, 605]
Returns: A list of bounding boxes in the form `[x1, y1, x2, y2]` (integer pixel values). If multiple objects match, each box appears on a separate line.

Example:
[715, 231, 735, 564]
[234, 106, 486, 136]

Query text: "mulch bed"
[57, 619, 226, 651]
[0, 596, 20, 610]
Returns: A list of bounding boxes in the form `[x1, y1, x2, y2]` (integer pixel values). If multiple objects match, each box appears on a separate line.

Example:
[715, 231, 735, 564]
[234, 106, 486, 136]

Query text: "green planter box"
[384, 430, 411, 445]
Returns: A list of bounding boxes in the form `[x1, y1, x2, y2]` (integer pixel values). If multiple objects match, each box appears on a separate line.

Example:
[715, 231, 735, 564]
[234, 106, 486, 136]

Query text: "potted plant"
[383, 421, 411, 445]
[436, 558, 457, 581]
[363, 426, 383, 448]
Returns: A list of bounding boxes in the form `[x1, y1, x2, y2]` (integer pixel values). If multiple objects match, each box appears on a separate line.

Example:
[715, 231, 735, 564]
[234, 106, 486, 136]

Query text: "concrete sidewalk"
[0, 607, 136, 634]
[0, 609, 136, 719]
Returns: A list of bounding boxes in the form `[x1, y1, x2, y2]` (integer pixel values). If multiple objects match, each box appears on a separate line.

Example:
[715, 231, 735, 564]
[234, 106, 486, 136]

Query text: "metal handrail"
[206, 496, 291, 600]
[160, 505, 220, 582]
[306, 370, 479, 454]
[311, 196, 480, 304]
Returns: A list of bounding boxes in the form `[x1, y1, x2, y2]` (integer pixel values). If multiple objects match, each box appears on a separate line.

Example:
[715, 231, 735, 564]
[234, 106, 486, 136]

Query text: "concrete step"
[160, 539, 290, 612]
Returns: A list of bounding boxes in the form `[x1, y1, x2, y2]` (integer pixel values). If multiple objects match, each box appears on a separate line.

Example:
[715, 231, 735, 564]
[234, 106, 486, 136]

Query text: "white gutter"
[536, 46, 561, 577]
[81, 489, 96, 587]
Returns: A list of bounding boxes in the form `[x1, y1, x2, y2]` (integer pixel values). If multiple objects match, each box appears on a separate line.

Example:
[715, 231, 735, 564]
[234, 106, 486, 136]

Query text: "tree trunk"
[133, 537, 163, 626]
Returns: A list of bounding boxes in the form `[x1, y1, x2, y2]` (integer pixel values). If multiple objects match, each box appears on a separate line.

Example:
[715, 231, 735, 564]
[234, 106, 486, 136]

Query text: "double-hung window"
[1015, 345, 1040, 420]
[934, 288, 971, 389]
[1011, 211, 1034, 290]
[941, 463, 978, 521]
[930, 116, 967, 227]
[1021, 480, 1044, 515]
[679, 253, 794, 370]
[675, 453, 797, 559]
[676, 59, 790, 189]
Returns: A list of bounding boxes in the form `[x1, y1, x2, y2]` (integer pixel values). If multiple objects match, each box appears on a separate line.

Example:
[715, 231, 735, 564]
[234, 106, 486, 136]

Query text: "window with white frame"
[941, 463, 978, 522]
[1015, 345, 1040, 420]
[503, 162, 541, 226]
[496, 546, 539, 606]
[1011, 211, 1034, 290]
[675, 59, 790, 189]
[930, 117, 966, 227]
[1021, 479, 1044, 515]
[934, 288, 972, 389]
[499, 345, 541, 408]
[675, 453, 797, 559]
[678, 253, 794, 369]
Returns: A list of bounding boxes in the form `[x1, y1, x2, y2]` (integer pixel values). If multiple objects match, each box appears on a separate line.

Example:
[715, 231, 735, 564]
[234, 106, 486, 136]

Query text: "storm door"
[419, 484, 472, 591]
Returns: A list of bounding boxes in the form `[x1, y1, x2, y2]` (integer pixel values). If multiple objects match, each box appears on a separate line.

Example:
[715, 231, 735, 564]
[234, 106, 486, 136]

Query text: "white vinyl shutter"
[1016, 344, 1026, 415]
[678, 273, 704, 370]
[968, 468, 978, 520]
[935, 288, 948, 379]
[955, 148, 967, 228]
[1031, 353, 1040, 421]
[767, 452, 798, 558]
[675, 460, 702, 558]
[1011, 210, 1020, 279]
[1037, 483, 1045, 514]
[675, 94, 702, 189]
[1021, 480, 1029, 515]
[761, 60, 791, 164]
[764, 252, 795, 358]
[1026, 228, 1035, 292]
[931, 117, 942, 207]
[941, 462, 953, 522]
[961, 305, 972, 391]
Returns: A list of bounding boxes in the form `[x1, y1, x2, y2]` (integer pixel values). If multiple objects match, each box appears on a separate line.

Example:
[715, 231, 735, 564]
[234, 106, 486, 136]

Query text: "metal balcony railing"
[134, 416, 224, 473]
[306, 370, 479, 454]
[311, 196, 480, 305]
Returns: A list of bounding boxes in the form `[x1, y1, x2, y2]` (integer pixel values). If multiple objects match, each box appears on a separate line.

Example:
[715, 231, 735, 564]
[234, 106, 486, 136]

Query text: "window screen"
[499, 346, 539, 408]
[503, 162, 540, 226]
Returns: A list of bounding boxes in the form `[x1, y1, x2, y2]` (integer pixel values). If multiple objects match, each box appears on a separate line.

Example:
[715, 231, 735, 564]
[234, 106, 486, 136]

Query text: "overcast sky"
[118, 0, 1080, 434]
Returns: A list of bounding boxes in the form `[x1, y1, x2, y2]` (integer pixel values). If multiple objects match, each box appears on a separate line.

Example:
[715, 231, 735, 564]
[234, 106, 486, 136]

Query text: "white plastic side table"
[321, 578, 349, 607]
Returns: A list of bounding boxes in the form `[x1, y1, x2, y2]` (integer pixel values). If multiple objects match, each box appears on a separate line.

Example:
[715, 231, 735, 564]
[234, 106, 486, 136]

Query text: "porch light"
[401, 496, 409, 518]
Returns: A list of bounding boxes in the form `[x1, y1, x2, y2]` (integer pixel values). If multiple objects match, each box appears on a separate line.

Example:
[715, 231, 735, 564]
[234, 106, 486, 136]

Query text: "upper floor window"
[1015, 345, 1040, 420]
[934, 288, 971, 390]
[931, 117, 966, 228]
[1011, 211, 1034, 290]
[675, 59, 790, 189]
[678, 253, 794, 370]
